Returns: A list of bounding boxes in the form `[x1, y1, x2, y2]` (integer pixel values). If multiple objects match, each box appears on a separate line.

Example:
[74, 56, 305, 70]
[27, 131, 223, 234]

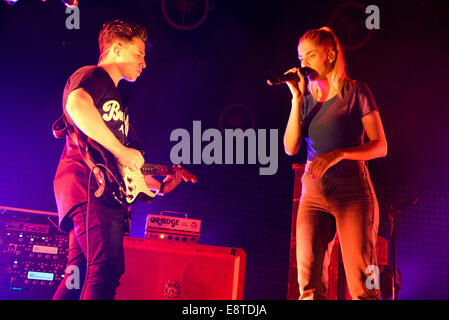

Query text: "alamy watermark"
[169, 121, 279, 175]
[64, 265, 80, 290]
[65, 6, 80, 30]
[365, 264, 380, 290]
[365, 5, 380, 30]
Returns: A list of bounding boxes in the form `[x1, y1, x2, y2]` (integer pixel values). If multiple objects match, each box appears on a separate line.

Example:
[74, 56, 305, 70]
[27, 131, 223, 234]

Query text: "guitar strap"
[51, 113, 106, 198]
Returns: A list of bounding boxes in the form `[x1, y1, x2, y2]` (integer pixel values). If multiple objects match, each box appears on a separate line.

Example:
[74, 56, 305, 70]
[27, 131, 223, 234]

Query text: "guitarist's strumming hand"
[113, 145, 145, 172]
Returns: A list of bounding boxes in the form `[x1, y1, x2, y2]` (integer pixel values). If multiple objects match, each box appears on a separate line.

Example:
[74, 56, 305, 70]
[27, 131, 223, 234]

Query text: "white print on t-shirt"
[102, 100, 122, 121]
[102, 100, 129, 137]
[119, 114, 129, 137]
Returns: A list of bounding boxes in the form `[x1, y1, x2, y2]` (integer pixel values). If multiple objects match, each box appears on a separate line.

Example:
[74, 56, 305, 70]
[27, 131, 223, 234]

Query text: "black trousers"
[52, 199, 129, 300]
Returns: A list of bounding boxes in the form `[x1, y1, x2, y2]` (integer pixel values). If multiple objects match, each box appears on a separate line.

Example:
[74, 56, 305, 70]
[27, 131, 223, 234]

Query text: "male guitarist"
[52, 19, 185, 300]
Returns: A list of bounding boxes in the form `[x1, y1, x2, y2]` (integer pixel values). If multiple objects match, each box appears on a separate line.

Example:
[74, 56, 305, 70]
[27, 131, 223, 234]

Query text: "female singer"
[283, 26, 387, 300]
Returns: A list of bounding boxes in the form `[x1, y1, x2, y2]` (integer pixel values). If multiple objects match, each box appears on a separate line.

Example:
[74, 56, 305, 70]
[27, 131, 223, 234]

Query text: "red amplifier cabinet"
[115, 237, 246, 300]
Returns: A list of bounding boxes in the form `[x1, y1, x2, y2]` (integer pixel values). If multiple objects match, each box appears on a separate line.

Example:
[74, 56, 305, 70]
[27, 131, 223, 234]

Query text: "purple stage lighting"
[4, 0, 19, 5]
[61, 0, 78, 7]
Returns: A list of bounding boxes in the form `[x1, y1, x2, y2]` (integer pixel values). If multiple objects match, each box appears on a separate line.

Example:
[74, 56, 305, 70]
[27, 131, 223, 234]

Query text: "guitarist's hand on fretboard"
[143, 164, 197, 195]
[144, 175, 164, 193]
[160, 165, 184, 194]
[177, 164, 198, 184]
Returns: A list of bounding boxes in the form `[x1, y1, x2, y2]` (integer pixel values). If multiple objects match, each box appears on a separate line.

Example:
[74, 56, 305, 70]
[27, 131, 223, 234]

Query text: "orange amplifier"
[145, 212, 201, 243]
[115, 237, 246, 300]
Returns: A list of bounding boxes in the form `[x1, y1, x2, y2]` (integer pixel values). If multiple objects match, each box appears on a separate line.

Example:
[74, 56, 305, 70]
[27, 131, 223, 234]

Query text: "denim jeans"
[296, 160, 381, 300]
[52, 199, 128, 300]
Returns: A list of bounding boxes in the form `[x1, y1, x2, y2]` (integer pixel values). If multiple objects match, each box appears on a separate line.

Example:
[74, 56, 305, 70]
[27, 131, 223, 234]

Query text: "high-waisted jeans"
[296, 160, 381, 300]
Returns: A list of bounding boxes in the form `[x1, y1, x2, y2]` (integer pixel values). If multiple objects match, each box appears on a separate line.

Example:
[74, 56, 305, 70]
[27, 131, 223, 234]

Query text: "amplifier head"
[145, 213, 201, 243]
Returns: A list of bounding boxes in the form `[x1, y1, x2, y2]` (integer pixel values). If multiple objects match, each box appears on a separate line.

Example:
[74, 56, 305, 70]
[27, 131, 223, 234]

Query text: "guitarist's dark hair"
[98, 19, 148, 59]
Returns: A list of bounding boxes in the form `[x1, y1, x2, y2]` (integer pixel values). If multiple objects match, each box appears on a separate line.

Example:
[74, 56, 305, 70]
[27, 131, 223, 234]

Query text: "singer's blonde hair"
[298, 26, 354, 100]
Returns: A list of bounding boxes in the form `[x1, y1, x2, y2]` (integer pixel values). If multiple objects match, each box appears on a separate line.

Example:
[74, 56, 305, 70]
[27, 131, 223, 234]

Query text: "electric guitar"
[118, 162, 198, 205]
[86, 139, 197, 206]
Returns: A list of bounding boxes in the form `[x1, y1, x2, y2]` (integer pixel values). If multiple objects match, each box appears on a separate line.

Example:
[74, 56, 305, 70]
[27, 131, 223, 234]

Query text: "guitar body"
[84, 138, 196, 206]
[85, 138, 157, 206]
[119, 165, 157, 204]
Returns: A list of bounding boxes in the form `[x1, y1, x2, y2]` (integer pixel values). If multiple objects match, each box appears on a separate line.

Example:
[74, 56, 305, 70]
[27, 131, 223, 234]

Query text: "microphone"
[267, 67, 313, 86]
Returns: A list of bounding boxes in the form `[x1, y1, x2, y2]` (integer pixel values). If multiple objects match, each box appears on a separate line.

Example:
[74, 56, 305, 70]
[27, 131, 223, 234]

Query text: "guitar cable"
[79, 163, 125, 299]
[79, 166, 95, 299]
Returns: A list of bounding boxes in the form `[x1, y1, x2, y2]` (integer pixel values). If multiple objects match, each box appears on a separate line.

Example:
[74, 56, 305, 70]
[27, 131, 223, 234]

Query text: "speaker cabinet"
[115, 237, 246, 300]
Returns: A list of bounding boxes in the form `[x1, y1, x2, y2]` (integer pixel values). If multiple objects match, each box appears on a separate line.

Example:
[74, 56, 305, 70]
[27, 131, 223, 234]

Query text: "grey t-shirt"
[301, 81, 379, 161]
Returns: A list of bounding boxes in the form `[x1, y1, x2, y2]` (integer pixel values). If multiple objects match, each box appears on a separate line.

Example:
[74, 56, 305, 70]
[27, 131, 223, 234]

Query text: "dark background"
[0, 0, 448, 299]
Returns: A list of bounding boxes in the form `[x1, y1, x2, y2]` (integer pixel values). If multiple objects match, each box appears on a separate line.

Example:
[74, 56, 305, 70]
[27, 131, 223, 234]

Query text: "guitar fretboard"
[141, 164, 173, 176]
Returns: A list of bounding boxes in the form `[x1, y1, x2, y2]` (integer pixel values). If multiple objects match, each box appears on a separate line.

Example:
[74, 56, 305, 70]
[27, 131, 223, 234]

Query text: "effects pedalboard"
[0, 208, 203, 299]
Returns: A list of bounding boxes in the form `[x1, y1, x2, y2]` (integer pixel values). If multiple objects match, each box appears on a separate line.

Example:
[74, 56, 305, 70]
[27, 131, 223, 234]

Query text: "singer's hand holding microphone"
[266, 67, 313, 100]
[270, 67, 313, 157]
[284, 67, 306, 100]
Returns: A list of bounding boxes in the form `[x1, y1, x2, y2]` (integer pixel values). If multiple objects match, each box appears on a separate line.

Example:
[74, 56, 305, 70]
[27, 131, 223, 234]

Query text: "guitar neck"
[141, 164, 173, 176]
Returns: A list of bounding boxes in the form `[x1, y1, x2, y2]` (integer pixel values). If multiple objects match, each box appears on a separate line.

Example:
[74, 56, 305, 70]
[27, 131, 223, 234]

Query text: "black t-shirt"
[300, 81, 379, 161]
[54, 66, 130, 231]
